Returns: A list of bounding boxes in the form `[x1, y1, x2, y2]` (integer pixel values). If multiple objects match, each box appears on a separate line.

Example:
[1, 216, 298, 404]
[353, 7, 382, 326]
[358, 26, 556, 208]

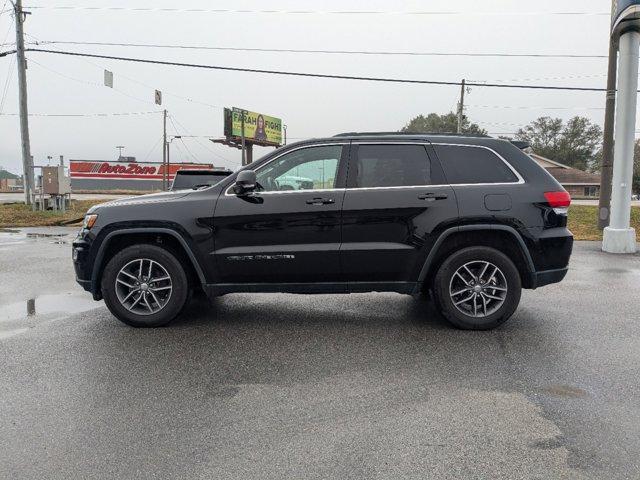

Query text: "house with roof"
[528, 152, 602, 199]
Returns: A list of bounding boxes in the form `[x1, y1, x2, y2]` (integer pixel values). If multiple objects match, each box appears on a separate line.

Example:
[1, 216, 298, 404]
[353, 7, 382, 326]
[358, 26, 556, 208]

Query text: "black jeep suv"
[73, 133, 573, 330]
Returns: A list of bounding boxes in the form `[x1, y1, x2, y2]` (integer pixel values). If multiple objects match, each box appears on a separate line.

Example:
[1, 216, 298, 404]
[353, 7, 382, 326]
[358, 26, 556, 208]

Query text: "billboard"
[224, 107, 282, 146]
[70, 160, 213, 181]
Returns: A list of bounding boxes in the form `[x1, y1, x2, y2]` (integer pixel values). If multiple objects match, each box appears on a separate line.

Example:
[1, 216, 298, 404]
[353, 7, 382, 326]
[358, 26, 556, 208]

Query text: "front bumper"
[72, 232, 93, 293]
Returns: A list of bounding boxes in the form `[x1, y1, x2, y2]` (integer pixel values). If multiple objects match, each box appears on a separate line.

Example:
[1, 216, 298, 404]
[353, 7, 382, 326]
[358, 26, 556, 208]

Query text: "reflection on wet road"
[0, 231, 639, 479]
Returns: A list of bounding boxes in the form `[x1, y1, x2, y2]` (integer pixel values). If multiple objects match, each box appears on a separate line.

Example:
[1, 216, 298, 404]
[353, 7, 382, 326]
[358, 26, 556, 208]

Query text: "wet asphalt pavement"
[1, 228, 639, 479]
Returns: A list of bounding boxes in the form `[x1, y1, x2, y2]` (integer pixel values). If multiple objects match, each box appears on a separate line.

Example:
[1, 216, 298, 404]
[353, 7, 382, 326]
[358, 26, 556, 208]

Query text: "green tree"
[401, 112, 487, 136]
[515, 116, 602, 171]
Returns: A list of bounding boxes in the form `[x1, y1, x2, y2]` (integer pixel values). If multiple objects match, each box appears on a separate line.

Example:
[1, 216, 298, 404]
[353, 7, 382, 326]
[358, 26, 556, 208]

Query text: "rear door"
[340, 142, 458, 288]
[212, 143, 348, 285]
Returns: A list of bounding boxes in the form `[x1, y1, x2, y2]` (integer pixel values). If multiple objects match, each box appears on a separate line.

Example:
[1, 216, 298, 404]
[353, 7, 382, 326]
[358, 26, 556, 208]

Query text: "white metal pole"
[603, 31, 640, 254]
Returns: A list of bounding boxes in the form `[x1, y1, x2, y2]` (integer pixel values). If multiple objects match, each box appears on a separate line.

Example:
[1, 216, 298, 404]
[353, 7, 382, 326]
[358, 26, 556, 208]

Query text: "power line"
[468, 104, 606, 111]
[0, 11, 13, 48]
[24, 35, 225, 110]
[18, 48, 612, 92]
[21, 5, 611, 16]
[27, 40, 610, 60]
[0, 54, 15, 113]
[26, 56, 155, 105]
[0, 110, 162, 117]
[142, 135, 163, 162]
[169, 113, 232, 165]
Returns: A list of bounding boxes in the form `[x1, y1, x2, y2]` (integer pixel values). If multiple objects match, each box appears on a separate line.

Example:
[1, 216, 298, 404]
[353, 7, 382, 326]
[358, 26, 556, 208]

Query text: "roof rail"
[333, 131, 491, 138]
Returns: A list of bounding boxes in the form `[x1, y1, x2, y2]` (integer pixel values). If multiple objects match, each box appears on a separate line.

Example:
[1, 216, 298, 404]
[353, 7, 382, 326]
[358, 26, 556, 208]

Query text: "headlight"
[82, 214, 98, 230]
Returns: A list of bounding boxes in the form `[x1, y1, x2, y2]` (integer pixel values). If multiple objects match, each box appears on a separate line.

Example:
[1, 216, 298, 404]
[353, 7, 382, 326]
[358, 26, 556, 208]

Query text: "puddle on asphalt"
[0, 228, 78, 247]
[25, 233, 68, 244]
[0, 292, 101, 323]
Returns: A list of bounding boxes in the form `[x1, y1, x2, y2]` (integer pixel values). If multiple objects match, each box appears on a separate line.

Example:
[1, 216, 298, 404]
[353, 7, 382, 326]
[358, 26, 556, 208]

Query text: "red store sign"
[70, 160, 214, 181]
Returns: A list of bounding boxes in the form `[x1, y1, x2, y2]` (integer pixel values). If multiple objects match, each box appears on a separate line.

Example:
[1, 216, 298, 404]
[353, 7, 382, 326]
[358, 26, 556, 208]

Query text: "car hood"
[88, 190, 192, 213]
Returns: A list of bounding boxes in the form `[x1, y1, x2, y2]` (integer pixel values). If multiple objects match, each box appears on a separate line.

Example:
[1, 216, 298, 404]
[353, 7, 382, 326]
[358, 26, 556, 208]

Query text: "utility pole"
[12, 0, 34, 205]
[598, 1, 619, 230]
[162, 109, 167, 190]
[457, 79, 466, 134]
[116, 145, 125, 159]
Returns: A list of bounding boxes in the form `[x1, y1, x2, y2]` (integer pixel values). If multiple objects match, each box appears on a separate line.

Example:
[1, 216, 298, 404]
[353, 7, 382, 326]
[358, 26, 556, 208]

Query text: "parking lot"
[1, 228, 639, 479]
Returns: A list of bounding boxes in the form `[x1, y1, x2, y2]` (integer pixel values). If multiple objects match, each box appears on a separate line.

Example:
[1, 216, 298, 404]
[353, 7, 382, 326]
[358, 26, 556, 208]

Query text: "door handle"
[306, 197, 335, 205]
[418, 192, 448, 200]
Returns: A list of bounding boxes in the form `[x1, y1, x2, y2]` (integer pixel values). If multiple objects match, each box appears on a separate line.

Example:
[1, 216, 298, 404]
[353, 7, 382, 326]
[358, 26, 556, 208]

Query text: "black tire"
[101, 244, 190, 327]
[433, 246, 521, 330]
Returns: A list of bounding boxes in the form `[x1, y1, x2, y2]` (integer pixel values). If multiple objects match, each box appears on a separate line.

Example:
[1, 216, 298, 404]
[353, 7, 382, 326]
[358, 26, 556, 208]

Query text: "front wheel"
[101, 244, 190, 327]
[433, 246, 522, 330]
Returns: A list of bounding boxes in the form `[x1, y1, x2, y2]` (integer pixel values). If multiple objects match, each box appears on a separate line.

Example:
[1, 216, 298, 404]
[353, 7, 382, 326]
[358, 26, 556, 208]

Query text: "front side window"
[255, 145, 342, 192]
[434, 145, 519, 184]
[351, 144, 432, 188]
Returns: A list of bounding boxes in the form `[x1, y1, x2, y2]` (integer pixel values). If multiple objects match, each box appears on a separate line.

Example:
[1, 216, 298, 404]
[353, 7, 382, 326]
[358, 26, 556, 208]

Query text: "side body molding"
[91, 228, 207, 294]
[415, 224, 536, 291]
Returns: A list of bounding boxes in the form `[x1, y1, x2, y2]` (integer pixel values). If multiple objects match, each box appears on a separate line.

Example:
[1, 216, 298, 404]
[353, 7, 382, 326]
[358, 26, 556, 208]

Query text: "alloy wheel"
[114, 258, 173, 315]
[448, 260, 508, 318]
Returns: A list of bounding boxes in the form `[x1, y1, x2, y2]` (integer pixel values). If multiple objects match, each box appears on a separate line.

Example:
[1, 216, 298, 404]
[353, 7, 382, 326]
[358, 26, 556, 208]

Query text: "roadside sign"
[224, 107, 282, 146]
[104, 70, 113, 88]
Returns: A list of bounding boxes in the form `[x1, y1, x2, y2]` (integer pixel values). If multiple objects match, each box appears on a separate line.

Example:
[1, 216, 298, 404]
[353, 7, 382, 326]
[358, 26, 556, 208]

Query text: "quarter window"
[255, 145, 342, 192]
[351, 144, 433, 188]
[434, 145, 519, 184]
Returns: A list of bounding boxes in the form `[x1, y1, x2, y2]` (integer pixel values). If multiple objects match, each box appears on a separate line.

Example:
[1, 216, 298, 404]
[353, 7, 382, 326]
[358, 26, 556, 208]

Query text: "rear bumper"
[530, 267, 568, 289]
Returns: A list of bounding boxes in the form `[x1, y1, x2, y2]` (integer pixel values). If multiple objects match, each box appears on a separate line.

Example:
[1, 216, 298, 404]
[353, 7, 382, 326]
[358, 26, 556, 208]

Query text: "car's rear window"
[434, 145, 519, 184]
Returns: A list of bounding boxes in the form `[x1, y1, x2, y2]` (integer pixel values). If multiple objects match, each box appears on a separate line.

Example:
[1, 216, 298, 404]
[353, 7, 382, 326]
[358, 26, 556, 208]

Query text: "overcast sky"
[0, 0, 624, 174]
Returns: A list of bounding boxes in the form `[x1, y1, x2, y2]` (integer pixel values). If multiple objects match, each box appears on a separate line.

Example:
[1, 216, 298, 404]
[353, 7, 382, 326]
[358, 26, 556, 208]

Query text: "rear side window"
[434, 145, 519, 184]
[351, 144, 433, 188]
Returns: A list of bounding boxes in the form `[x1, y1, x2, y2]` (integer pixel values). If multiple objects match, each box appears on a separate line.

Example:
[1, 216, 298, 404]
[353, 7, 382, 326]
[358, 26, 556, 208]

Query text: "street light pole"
[603, 31, 640, 253]
[12, 0, 34, 205]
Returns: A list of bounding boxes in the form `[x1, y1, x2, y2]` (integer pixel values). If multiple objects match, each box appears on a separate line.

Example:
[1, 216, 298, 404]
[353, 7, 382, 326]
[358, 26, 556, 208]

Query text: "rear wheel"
[101, 244, 190, 327]
[433, 246, 521, 330]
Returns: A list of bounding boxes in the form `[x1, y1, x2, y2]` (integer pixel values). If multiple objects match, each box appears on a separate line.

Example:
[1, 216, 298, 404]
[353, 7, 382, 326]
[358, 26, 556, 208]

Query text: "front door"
[213, 143, 348, 285]
[340, 142, 457, 288]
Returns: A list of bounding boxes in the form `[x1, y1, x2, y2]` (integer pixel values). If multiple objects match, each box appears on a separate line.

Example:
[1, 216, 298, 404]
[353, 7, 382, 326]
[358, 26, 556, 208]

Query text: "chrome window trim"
[224, 140, 525, 196]
[224, 142, 347, 196]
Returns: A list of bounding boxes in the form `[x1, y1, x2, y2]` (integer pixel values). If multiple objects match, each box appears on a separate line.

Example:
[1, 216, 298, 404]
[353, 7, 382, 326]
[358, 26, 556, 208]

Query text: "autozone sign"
[70, 160, 214, 181]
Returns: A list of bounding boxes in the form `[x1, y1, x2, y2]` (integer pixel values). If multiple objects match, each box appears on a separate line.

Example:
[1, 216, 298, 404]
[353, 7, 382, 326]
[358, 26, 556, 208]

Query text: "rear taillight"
[544, 191, 571, 214]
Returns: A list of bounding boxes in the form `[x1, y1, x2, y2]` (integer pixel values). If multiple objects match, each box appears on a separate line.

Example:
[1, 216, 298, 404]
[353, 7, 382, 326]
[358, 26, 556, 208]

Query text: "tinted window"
[256, 145, 341, 192]
[352, 144, 432, 188]
[171, 172, 229, 190]
[434, 145, 518, 184]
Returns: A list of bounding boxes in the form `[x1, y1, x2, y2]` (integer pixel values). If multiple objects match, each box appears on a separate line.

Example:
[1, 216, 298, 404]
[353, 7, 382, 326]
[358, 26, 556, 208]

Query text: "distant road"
[0, 192, 131, 204]
[572, 199, 640, 206]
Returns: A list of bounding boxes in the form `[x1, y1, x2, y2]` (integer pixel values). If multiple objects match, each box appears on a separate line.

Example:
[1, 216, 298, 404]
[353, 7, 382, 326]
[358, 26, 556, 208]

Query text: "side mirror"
[233, 170, 257, 195]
